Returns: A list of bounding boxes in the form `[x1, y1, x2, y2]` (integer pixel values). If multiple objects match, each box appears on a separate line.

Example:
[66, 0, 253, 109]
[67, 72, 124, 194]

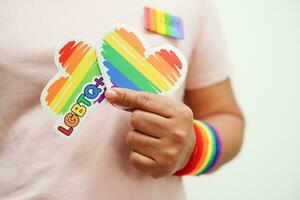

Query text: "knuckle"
[129, 152, 140, 167]
[161, 149, 178, 169]
[178, 104, 194, 120]
[151, 172, 164, 179]
[126, 131, 135, 146]
[141, 137, 152, 147]
[160, 163, 174, 175]
[135, 92, 150, 107]
[121, 91, 130, 106]
[166, 149, 178, 161]
[171, 128, 187, 145]
[151, 174, 159, 179]
[130, 111, 141, 128]
[184, 106, 194, 120]
[126, 133, 131, 146]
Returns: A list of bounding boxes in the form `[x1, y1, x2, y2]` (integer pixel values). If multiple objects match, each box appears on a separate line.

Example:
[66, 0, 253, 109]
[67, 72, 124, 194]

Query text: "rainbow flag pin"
[144, 7, 184, 39]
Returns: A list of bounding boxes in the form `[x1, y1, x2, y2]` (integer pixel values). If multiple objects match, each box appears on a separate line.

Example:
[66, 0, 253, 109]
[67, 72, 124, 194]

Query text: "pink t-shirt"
[0, 0, 231, 199]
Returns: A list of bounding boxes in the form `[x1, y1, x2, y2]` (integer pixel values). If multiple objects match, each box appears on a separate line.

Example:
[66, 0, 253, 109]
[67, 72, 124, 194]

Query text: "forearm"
[198, 112, 244, 171]
[184, 79, 245, 172]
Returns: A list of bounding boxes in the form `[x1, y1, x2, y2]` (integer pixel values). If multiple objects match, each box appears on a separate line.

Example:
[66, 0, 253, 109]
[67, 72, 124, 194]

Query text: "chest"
[0, 0, 199, 62]
[0, 0, 200, 119]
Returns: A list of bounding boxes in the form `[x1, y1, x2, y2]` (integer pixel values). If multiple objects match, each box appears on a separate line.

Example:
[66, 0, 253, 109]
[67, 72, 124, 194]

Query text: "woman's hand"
[105, 88, 196, 179]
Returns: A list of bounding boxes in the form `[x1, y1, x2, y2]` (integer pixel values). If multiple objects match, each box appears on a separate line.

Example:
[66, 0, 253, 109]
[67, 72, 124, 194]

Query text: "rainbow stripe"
[144, 7, 184, 39]
[192, 121, 220, 175]
[174, 120, 222, 176]
[44, 41, 101, 115]
[100, 27, 183, 93]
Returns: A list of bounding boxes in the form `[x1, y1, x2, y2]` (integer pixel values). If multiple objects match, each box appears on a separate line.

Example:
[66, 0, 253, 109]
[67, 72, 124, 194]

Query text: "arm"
[105, 79, 244, 178]
[185, 79, 245, 170]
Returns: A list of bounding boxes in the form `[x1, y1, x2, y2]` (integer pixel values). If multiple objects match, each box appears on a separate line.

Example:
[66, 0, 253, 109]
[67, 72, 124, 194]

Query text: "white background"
[184, 0, 300, 199]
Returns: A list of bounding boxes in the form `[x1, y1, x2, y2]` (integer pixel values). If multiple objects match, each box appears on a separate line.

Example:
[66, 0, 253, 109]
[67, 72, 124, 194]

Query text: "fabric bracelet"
[174, 120, 222, 176]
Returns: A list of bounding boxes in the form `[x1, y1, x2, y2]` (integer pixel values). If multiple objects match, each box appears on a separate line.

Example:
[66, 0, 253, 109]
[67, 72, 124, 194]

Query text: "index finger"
[105, 88, 176, 117]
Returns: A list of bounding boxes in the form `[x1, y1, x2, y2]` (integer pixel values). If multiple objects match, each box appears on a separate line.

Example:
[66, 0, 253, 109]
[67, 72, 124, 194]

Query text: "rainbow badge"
[40, 40, 106, 137]
[97, 25, 187, 94]
[144, 7, 184, 39]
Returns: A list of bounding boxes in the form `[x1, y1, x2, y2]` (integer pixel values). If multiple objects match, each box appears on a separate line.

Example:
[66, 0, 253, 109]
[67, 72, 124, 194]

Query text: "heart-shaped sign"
[41, 25, 187, 137]
[97, 26, 187, 94]
[40, 40, 106, 137]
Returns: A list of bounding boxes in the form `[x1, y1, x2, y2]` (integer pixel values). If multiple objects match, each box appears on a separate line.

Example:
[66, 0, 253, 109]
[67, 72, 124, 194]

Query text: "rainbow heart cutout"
[40, 40, 106, 137]
[97, 26, 187, 94]
[41, 25, 187, 137]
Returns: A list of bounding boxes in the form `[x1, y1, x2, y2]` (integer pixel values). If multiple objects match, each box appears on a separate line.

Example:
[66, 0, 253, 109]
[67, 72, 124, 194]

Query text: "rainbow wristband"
[174, 120, 222, 176]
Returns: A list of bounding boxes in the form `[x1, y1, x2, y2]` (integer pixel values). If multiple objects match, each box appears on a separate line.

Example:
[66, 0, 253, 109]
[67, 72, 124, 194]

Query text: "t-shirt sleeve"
[185, 0, 232, 90]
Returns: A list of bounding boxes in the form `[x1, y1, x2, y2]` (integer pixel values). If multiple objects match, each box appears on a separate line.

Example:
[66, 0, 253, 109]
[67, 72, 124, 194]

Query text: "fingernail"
[105, 89, 117, 99]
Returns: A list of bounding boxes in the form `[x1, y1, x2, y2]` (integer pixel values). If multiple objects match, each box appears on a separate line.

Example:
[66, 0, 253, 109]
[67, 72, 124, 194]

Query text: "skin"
[105, 79, 244, 178]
